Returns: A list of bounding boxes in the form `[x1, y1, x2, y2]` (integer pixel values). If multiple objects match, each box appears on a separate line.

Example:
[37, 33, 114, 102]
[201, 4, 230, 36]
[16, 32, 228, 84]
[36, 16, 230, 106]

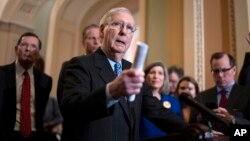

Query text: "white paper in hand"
[128, 41, 148, 102]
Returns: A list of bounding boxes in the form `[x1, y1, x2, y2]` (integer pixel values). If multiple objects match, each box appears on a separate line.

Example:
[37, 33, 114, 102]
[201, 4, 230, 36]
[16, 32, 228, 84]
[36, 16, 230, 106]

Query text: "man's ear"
[100, 24, 105, 39]
[246, 32, 250, 45]
[14, 46, 18, 52]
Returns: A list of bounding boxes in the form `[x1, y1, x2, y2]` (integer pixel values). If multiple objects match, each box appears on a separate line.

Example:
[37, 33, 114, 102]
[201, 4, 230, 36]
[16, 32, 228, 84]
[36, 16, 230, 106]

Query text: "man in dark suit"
[238, 52, 250, 86]
[57, 24, 101, 105]
[238, 32, 250, 86]
[0, 32, 52, 141]
[197, 52, 250, 135]
[60, 7, 186, 141]
[0, 69, 5, 139]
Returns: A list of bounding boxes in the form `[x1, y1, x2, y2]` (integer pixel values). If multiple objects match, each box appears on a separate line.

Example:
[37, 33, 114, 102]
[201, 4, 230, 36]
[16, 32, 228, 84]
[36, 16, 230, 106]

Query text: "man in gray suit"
[60, 7, 186, 141]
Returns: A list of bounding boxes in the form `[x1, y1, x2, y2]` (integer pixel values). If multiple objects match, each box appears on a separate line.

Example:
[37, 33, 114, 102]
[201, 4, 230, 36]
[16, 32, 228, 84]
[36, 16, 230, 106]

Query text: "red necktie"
[219, 89, 228, 108]
[20, 71, 31, 137]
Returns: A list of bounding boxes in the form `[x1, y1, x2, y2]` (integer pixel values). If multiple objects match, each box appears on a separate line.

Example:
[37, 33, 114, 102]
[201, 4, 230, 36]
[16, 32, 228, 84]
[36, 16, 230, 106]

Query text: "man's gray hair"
[99, 7, 132, 26]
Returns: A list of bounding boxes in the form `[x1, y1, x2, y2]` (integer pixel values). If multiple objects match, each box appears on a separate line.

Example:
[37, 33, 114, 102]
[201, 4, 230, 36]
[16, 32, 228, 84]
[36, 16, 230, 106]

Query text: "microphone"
[128, 41, 148, 102]
[179, 93, 229, 127]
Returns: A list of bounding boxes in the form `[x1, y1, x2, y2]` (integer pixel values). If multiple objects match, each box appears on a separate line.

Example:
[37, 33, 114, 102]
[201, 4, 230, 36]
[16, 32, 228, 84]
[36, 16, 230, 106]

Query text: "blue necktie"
[114, 62, 122, 76]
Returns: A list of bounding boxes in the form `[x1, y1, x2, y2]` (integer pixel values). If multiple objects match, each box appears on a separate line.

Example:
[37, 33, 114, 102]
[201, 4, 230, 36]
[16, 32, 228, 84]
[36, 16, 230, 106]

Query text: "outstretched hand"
[108, 69, 145, 99]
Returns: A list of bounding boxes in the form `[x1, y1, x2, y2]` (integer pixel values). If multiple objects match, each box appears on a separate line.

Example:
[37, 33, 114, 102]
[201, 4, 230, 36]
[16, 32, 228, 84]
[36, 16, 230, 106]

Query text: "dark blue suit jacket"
[0, 62, 52, 140]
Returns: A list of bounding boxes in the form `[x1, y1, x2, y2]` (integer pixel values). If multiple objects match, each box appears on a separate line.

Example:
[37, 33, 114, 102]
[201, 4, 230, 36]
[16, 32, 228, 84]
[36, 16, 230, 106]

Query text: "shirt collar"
[15, 60, 33, 76]
[107, 58, 122, 72]
[216, 80, 235, 95]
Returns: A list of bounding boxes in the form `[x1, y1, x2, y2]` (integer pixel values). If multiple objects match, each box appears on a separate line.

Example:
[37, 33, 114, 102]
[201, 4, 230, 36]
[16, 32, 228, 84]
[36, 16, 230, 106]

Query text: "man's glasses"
[19, 42, 39, 49]
[211, 66, 234, 75]
[109, 20, 137, 34]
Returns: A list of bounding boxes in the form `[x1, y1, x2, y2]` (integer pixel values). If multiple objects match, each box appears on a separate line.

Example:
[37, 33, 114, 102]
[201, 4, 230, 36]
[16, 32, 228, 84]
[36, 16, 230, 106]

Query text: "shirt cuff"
[106, 83, 119, 107]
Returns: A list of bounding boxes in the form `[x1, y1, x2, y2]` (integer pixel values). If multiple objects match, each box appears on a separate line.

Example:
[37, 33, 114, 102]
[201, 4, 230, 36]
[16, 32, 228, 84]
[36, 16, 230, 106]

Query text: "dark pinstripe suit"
[60, 48, 186, 141]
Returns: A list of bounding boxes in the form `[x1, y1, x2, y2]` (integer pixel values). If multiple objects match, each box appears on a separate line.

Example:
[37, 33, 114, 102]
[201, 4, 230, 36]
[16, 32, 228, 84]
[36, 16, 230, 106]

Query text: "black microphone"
[179, 93, 229, 127]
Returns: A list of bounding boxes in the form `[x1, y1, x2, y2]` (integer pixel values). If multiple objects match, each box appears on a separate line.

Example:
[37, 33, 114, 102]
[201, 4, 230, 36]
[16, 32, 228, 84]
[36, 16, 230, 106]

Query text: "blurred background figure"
[139, 61, 182, 140]
[34, 54, 63, 141]
[81, 24, 101, 55]
[168, 65, 184, 96]
[57, 24, 101, 105]
[175, 76, 200, 123]
[238, 32, 250, 87]
[43, 98, 63, 141]
[0, 69, 5, 139]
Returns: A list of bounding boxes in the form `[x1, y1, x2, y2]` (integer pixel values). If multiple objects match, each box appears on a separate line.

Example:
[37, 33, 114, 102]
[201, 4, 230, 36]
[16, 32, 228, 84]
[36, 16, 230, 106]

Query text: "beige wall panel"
[145, 0, 168, 65]
[0, 21, 32, 65]
[203, 0, 223, 89]
[183, 0, 195, 77]
[49, 30, 75, 97]
[0, 31, 9, 65]
[234, 0, 249, 78]
[166, 0, 184, 67]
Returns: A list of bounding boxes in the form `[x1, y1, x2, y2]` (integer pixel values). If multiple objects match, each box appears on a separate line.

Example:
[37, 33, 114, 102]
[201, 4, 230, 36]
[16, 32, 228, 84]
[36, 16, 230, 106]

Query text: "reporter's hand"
[213, 107, 234, 124]
[212, 130, 224, 137]
[109, 69, 145, 99]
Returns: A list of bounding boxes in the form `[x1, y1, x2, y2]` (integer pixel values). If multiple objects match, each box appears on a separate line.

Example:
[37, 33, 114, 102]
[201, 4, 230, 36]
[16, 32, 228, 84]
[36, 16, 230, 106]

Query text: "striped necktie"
[114, 62, 122, 76]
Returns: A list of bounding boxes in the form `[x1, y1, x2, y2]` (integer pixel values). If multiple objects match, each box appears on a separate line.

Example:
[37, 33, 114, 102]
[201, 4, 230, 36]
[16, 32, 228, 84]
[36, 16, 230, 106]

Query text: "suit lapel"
[5, 63, 16, 91]
[4, 63, 16, 103]
[93, 49, 133, 123]
[2, 63, 17, 128]
[94, 49, 117, 83]
[118, 59, 133, 117]
[211, 87, 218, 102]
[227, 84, 239, 110]
[33, 69, 40, 111]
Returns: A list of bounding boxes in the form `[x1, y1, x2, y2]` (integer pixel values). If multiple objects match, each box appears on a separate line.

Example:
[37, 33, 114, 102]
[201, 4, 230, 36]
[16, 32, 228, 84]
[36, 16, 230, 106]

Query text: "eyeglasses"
[109, 20, 137, 34]
[19, 42, 39, 49]
[211, 66, 233, 75]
